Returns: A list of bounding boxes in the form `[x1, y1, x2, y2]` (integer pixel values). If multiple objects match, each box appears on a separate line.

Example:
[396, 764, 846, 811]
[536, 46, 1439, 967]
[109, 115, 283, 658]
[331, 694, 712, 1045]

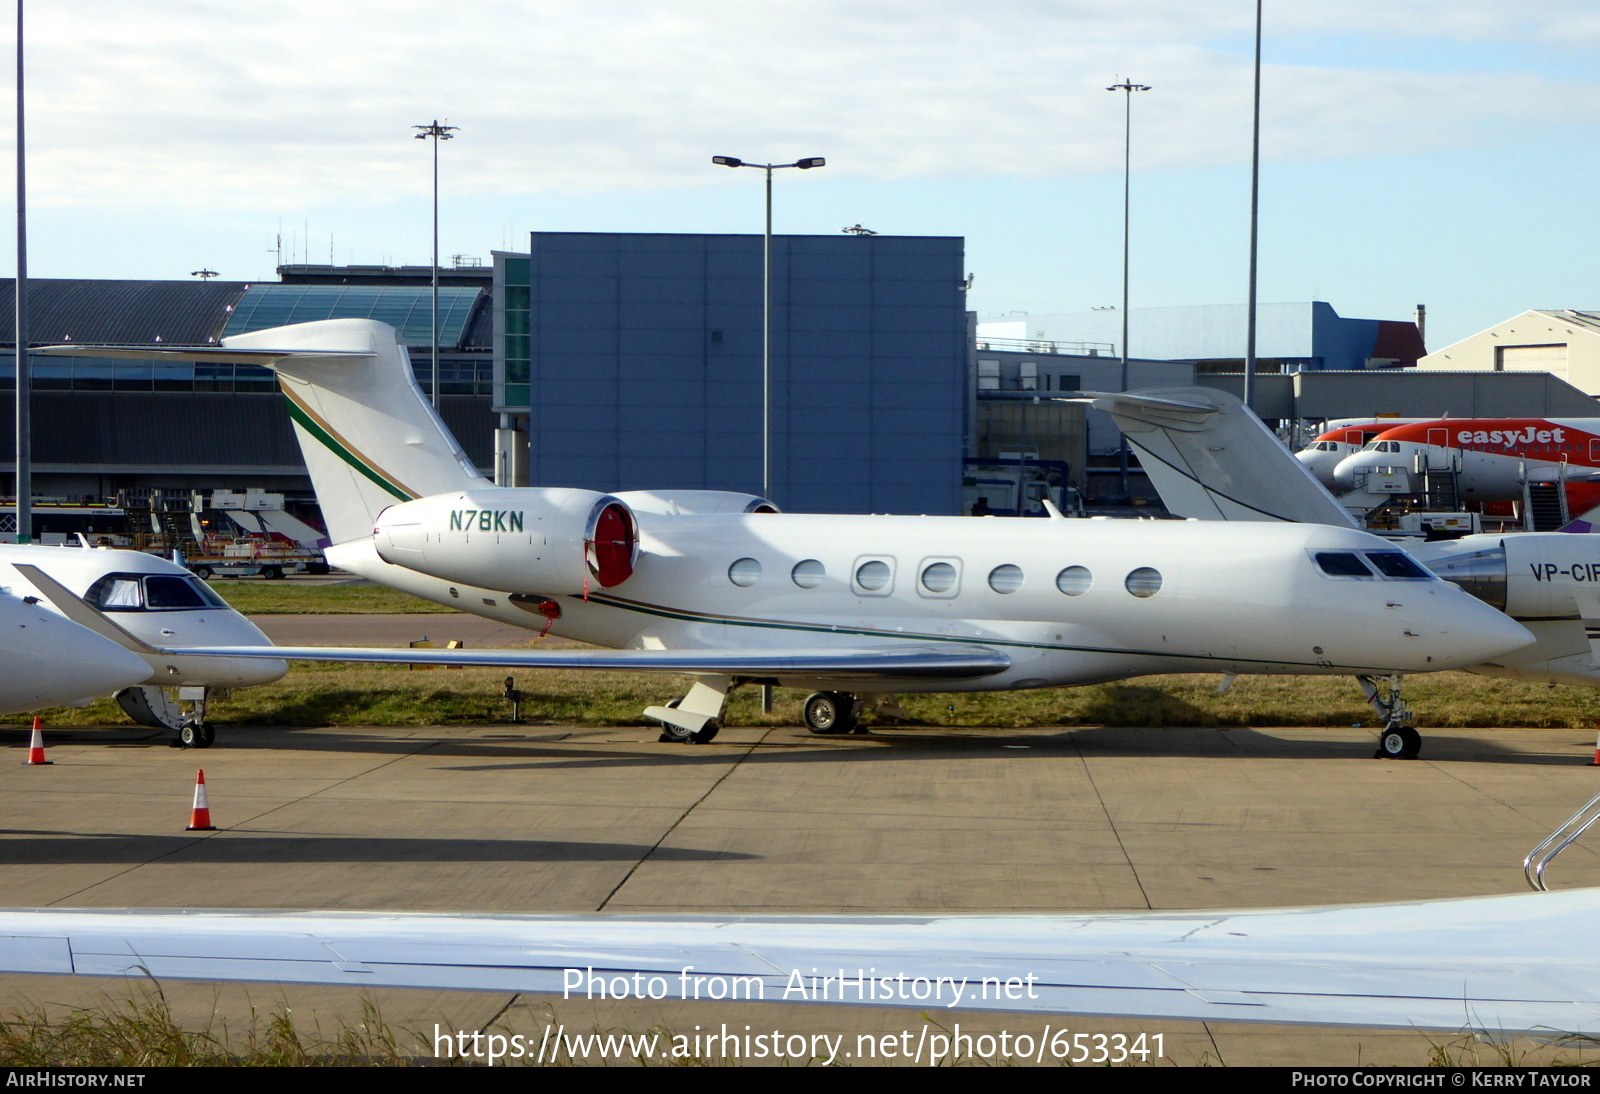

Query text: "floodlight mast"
[413, 120, 457, 408]
[12, 0, 27, 543]
[711, 156, 826, 506]
[1106, 78, 1149, 500]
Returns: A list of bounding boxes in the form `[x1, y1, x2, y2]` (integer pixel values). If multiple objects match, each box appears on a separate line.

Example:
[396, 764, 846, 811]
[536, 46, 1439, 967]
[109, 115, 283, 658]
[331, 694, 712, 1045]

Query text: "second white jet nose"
[1423, 589, 1535, 670]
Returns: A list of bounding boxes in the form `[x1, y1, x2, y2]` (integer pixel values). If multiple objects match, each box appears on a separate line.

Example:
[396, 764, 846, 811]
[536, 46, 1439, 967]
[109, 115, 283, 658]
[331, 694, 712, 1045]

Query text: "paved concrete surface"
[0, 719, 1597, 1066]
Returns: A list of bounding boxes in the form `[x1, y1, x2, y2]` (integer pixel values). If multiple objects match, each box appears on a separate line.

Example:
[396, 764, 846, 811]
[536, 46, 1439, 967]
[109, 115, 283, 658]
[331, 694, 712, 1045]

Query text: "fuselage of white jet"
[340, 506, 1530, 689]
[0, 590, 152, 713]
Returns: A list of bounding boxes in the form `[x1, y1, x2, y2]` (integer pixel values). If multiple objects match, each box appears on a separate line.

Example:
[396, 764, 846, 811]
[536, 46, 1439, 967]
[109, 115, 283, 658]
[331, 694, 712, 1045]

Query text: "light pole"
[413, 119, 457, 408]
[12, 0, 27, 544]
[711, 156, 825, 503]
[1107, 78, 1149, 500]
[1243, 0, 1262, 414]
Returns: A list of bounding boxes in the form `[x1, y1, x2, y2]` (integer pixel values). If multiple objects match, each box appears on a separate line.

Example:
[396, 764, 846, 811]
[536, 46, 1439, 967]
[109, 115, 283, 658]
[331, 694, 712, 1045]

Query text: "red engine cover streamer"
[586, 502, 638, 587]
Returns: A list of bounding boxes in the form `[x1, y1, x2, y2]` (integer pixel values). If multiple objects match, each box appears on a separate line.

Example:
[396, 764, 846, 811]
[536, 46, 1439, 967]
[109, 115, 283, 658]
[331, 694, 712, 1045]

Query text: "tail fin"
[222, 319, 489, 544]
[1087, 387, 1359, 527]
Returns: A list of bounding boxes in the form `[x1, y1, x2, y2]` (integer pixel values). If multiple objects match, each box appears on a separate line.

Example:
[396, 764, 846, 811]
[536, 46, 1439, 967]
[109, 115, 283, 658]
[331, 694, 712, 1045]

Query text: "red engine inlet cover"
[586, 502, 638, 587]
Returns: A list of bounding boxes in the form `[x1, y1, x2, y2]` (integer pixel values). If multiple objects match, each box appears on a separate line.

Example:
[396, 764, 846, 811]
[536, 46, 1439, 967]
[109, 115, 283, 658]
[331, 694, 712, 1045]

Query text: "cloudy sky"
[7, 1, 1597, 346]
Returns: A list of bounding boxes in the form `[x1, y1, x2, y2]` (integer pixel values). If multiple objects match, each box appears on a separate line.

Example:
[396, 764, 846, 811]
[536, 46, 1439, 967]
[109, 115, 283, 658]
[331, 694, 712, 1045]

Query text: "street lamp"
[13, 0, 29, 544]
[711, 155, 825, 503]
[413, 119, 457, 408]
[1106, 78, 1149, 500]
[1244, 0, 1262, 414]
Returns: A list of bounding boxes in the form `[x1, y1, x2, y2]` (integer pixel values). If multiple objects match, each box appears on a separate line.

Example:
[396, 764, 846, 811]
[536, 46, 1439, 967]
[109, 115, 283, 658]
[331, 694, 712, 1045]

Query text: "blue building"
[494, 232, 969, 515]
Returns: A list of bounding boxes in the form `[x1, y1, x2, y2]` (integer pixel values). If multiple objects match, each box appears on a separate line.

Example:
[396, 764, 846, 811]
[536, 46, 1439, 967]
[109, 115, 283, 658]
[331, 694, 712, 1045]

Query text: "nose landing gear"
[1357, 674, 1421, 760]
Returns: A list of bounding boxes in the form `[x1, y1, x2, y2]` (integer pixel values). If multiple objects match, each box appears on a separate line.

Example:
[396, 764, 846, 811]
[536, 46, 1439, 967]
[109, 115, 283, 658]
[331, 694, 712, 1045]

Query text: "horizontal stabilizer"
[167, 643, 1012, 680]
[37, 344, 368, 364]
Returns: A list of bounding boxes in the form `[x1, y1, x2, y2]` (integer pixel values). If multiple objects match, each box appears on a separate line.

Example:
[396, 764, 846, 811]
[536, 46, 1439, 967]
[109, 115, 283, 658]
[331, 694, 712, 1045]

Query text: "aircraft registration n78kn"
[40, 320, 1532, 741]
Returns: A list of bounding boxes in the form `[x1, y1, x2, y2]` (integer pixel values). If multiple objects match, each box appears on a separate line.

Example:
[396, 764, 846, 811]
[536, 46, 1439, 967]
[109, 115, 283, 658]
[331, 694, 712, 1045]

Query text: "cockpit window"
[1314, 552, 1374, 578]
[1364, 551, 1433, 580]
[86, 572, 229, 611]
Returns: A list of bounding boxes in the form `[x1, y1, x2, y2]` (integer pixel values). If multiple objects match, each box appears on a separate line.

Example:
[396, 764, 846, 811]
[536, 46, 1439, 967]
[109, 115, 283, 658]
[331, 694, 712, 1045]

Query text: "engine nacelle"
[373, 488, 638, 593]
[1417, 534, 1600, 620]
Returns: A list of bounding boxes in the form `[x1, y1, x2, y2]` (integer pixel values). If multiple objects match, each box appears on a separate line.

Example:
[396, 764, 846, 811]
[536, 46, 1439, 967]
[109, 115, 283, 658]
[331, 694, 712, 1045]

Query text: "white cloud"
[8, 0, 1596, 210]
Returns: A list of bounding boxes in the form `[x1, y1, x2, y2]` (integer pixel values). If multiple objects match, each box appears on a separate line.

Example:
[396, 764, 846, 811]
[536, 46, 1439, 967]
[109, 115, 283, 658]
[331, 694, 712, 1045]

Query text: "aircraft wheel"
[1376, 726, 1421, 760]
[197, 724, 216, 748]
[803, 691, 856, 735]
[178, 723, 201, 749]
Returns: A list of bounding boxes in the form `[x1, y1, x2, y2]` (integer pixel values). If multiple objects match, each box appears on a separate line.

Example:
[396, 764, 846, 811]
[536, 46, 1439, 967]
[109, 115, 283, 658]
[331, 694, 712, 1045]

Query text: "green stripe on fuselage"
[579, 592, 1332, 671]
[284, 395, 412, 502]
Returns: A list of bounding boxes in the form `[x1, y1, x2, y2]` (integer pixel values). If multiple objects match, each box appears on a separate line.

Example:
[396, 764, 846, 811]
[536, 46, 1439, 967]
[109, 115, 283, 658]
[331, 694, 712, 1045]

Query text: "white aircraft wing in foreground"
[0, 888, 1597, 1033]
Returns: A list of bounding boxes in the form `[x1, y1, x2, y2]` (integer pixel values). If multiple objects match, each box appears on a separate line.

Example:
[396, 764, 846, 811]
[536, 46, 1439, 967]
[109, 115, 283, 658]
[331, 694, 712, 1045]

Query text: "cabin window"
[919, 560, 959, 596]
[1314, 552, 1374, 578]
[1124, 567, 1162, 598]
[1055, 566, 1092, 596]
[853, 559, 893, 594]
[987, 564, 1024, 594]
[727, 558, 762, 587]
[1364, 551, 1433, 580]
[791, 559, 825, 589]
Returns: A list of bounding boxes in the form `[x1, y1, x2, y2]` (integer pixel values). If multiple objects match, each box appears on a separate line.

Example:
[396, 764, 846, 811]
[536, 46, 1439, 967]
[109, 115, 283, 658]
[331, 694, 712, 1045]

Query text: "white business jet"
[0, 546, 285, 747]
[1083, 385, 1600, 757]
[39, 321, 1531, 744]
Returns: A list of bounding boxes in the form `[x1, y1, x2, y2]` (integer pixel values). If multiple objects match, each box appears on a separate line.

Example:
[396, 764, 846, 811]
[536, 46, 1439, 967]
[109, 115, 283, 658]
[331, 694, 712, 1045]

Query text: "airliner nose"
[1331, 454, 1368, 490]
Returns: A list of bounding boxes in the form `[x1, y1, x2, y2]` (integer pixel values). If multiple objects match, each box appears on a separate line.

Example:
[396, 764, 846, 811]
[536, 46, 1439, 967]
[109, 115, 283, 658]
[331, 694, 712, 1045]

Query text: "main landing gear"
[1357, 674, 1421, 760]
[803, 691, 871, 736]
[116, 686, 216, 749]
[645, 677, 726, 744]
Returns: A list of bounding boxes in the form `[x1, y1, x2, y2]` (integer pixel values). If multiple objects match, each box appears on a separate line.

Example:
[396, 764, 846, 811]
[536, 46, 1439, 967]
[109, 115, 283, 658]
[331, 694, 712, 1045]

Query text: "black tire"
[194, 566, 214, 580]
[196, 724, 216, 749]
[804, 691, 856, 735]
[178, 724, 200, 749]
[1378, 725, 1421, 760]
[306, 562, 330, 575]
[261, 566, 284, 581]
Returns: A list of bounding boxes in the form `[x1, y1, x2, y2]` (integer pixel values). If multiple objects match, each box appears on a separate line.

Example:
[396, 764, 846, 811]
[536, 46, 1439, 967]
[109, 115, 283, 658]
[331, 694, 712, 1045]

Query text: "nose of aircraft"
[1295, 449, 1340, 488]
[1331, 452, 1374, 490]
[1408, 587, 1534, 670]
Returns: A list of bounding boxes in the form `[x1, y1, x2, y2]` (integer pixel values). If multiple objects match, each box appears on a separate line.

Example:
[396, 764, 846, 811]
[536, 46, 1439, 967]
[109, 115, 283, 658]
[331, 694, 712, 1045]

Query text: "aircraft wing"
[36, 344, 368, 364]
[0, 888, 1597, 1033]
[1074, 388, 1359, 526]
[165, 643, 1011, 680]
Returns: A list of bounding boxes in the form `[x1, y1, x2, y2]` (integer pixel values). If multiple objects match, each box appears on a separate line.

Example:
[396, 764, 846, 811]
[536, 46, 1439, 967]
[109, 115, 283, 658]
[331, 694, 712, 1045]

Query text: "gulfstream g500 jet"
[39, 320, 1532, 740]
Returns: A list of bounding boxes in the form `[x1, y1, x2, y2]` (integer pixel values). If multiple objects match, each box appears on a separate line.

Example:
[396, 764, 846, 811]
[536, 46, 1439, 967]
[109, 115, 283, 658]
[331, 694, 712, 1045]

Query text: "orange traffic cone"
[1590, 728, 1600, 766]
[22, 717, 50, 766]
[186, 769, 217, 831]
